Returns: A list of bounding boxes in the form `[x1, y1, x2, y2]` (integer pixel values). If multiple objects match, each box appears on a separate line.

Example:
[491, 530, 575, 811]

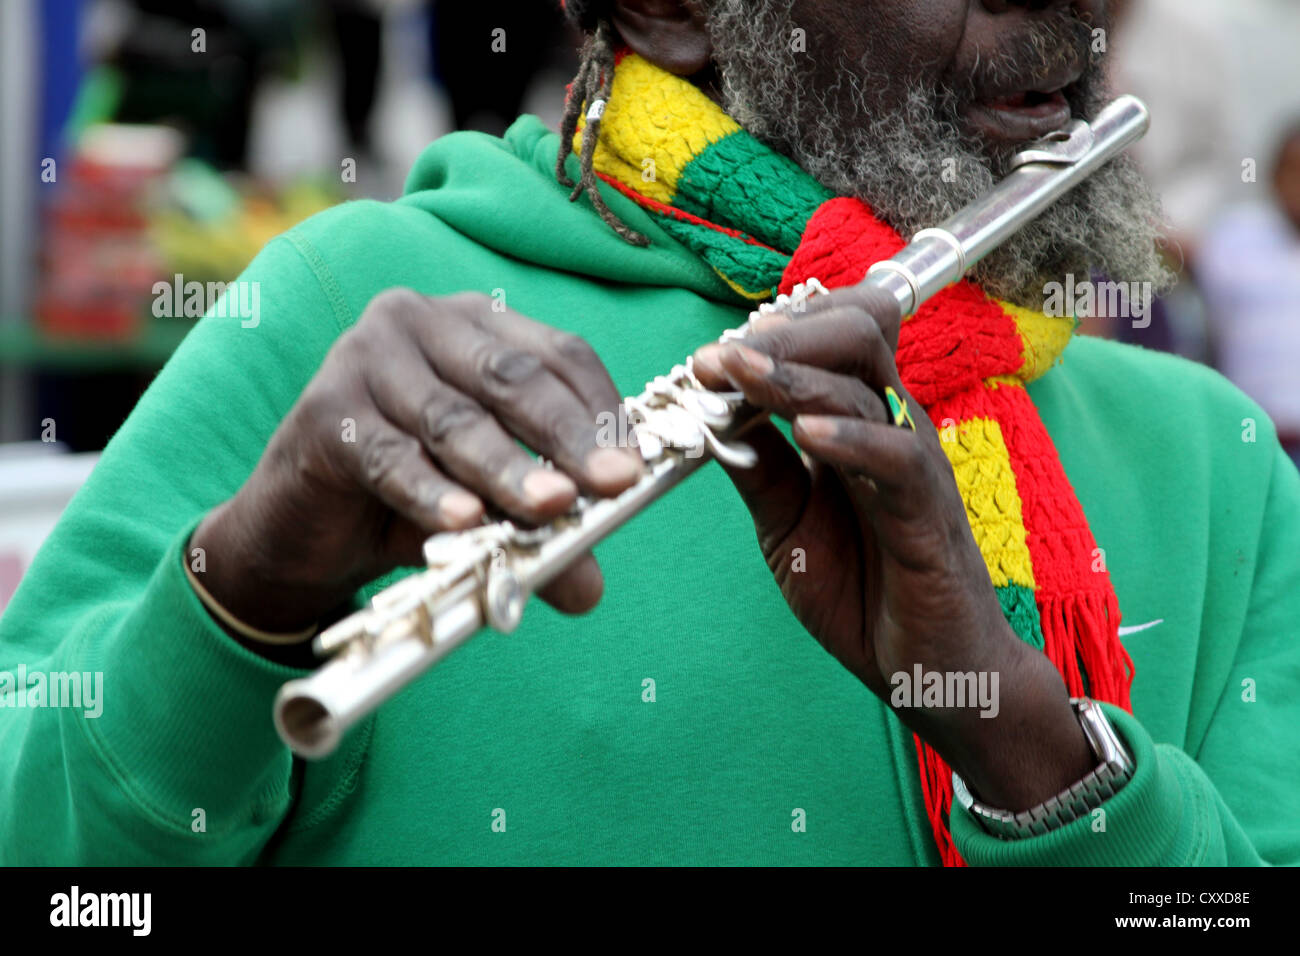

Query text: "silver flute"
[274, 95, 1150, 758]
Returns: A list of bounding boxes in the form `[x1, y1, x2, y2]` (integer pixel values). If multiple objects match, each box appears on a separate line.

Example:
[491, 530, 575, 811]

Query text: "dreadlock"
[555, 18, 650, 246]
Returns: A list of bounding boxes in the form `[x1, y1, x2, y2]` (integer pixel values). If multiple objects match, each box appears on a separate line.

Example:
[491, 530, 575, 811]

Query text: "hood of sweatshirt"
[397, 114, 741, 306]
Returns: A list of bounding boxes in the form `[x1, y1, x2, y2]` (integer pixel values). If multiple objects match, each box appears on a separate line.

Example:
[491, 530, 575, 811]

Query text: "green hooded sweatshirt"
[2, 116, 1298, 866]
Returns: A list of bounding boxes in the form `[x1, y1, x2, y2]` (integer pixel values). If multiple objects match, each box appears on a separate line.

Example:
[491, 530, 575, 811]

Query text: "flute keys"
[423, 530, 486, 570]
[677, 388, 734, 429]
[485, 566, 526, 633]
[635, 428, 664, 461]
[747, 277, 828, 321]
[659, 404, 707, 456]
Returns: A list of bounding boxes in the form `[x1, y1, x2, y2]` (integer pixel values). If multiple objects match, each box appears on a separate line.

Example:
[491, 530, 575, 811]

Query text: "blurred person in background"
[1104, 0, 1300, 389]
[1109, 0, 1237, 256]
[325, 0, 383, 160]
[430, 1, 576, 135]
[1198, 124, 1300, 468]
[1101, 0, 1236, 358]
[97, 0, 299, 170]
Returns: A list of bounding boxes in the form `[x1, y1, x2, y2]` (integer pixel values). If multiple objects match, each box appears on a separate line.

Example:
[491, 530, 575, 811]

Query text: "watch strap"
[953, 697, 1134, 840]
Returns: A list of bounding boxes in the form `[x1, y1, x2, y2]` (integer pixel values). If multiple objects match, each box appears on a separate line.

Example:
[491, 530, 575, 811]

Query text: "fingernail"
[439, 489, 483, 526]
[522, 468, 577, 506]
[693, 344, 724, 377]
[796, 415, 835, 440]
[749, 312, 793, 333]
[724, 345, 773, 374]
[586, 447, 642, 486]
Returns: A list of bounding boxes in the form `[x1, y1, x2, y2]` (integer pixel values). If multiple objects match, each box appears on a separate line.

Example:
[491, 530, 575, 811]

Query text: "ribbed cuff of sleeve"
[69, 515, 308, 834]
[951, 704, 1192, 866]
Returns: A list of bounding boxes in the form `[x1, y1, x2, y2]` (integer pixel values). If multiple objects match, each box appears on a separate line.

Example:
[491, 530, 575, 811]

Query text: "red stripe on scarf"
[779, 198, 904, 292]
[779, 199, 1026, 404]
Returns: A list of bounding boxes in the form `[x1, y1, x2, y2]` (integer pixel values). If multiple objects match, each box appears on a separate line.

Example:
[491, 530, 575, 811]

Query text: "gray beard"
[700, 0, 1173, 307]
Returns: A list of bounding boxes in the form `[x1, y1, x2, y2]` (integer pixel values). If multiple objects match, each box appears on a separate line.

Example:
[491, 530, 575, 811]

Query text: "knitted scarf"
[570, 52, 1135, 865]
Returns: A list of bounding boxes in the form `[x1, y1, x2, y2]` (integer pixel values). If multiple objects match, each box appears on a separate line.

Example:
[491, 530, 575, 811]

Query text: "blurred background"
[0, 0, 1297, 611]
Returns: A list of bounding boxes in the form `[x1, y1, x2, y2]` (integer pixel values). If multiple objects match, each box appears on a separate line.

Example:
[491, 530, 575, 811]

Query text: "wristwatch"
[952, 697, 1135, 840]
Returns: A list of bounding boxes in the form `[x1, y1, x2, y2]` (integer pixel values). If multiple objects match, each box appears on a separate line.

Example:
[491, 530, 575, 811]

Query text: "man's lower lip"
[962, 96, 1072, 144]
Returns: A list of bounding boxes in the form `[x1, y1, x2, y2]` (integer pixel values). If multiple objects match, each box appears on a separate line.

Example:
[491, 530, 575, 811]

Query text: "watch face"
[951, 771, 975, 812]
[1074, 698, 1134, 772]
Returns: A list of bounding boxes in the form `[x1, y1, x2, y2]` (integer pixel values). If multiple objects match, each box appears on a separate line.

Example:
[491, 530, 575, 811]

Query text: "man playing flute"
[2, 0, 1298, 866]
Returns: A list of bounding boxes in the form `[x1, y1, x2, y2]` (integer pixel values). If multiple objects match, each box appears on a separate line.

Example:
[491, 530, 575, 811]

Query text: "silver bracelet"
[952, 698, 1135, 840]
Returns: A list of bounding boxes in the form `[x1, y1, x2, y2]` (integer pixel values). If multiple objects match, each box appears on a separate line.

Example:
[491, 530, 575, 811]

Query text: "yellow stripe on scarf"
[940, 415, 1036, 590]
[718, 273, 775, 301]
[575, 54, 741, 204]
[1000, 300, 1074, 383]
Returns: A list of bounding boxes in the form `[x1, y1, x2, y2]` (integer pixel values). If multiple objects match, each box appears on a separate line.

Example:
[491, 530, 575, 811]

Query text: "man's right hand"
[190, 288, 645, 639]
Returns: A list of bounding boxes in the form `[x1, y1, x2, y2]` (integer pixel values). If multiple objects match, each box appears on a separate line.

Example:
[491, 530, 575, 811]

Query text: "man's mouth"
[961, 66, 1082, 145]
